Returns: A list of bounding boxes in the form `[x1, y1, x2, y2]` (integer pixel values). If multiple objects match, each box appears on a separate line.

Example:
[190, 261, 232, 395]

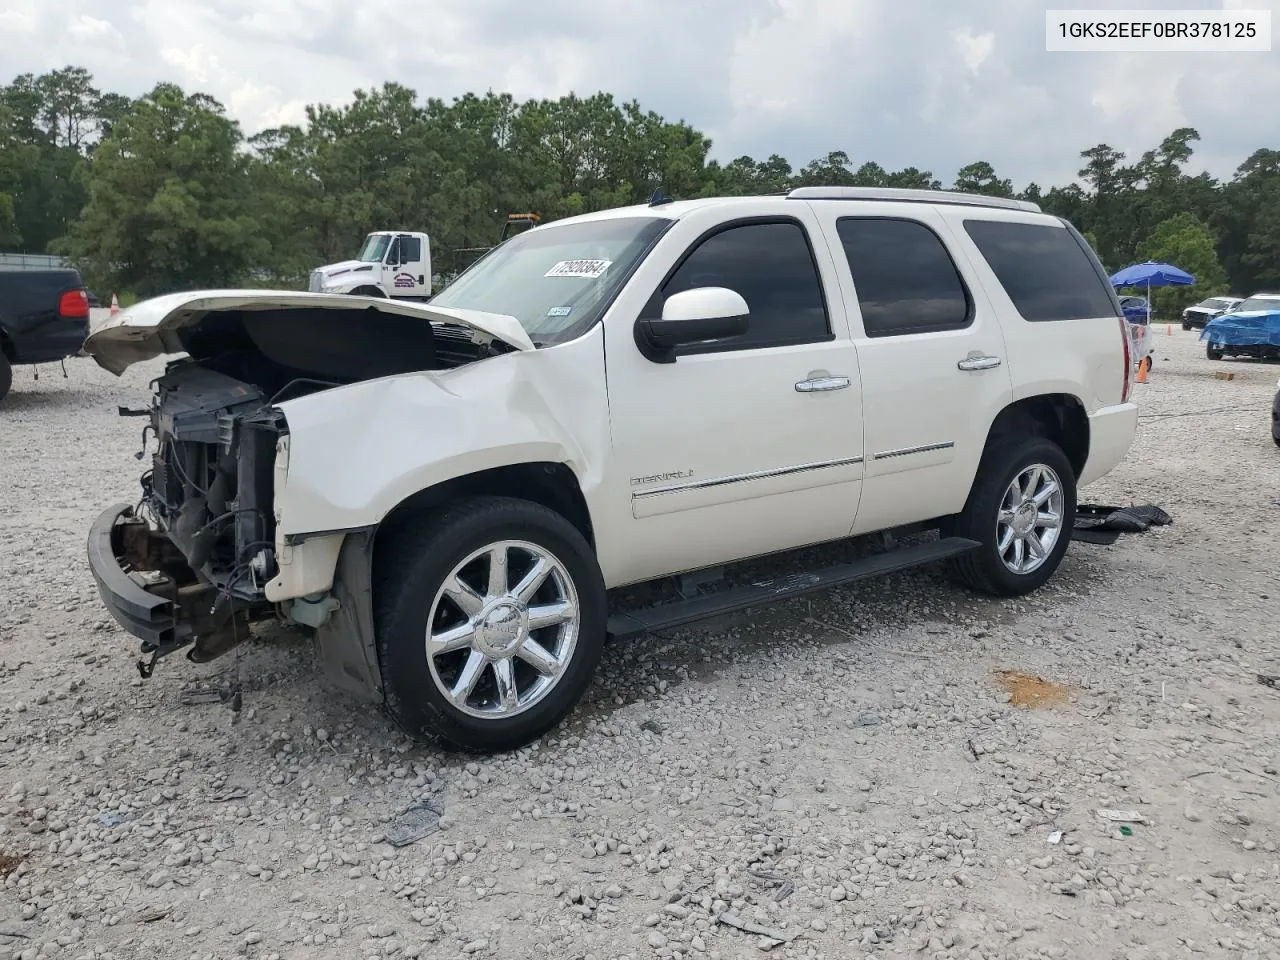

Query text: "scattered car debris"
[1097, 808, 1147, 824]
[747, 866, 795, 902]
[1047, 831, 1063, 844]
[1072, 504, 1173, 545]
[210, 788, 249, 803]
[1257, 674, 1280, 689]
[385, 798, 445, 847]
[135, 907, 170, 924]
[97, 812, 129, 827]
[715, 910, 799, 945]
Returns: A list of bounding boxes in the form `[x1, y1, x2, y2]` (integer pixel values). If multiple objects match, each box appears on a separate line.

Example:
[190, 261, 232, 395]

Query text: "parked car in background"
[1272, 378, 1280, 447]
[1182, 295, 1242, 330]
[1119, 295, 1151, 323]
[0, 267, 92, 403]
[1202, 293, 1280, 362]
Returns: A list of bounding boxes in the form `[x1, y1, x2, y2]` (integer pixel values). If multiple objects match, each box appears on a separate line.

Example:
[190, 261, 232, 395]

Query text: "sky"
[1, 0, 1278, 191]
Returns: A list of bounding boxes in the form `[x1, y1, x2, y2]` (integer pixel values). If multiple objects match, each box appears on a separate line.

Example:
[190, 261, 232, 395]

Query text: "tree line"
[2, 65, 1277, 316]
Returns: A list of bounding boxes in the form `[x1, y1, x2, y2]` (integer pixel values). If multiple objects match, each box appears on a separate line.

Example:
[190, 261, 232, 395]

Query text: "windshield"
[357, 235, 391, 263]
[1236, 296, 1280, 313]
[1201, 298, 1235, 310]
[430, 216, 671, 346]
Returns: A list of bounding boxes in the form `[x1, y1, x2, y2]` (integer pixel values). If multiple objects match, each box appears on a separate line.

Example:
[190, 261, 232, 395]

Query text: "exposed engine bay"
[107, 304, 509, 672]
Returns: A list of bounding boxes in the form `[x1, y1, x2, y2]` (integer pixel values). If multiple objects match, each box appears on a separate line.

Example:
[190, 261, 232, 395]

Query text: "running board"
[606, 536, 981, 639]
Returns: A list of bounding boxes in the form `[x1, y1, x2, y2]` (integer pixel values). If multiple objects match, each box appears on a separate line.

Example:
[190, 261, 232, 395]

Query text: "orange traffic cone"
[1166, 324, 1172, 336]
[109, 293, 120, 316]
[1135, 356, 1150, 384]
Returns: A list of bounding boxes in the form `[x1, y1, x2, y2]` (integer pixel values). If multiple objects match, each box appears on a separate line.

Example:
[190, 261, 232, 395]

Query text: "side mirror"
[636, 287, 749, 362]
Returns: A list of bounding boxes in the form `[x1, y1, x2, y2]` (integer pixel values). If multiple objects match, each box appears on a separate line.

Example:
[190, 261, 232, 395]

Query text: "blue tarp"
[1200, 310, 1280, 347]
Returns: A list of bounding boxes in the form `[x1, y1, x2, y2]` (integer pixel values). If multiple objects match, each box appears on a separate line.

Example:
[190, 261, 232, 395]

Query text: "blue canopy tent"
[1109, 261, 1195, 324]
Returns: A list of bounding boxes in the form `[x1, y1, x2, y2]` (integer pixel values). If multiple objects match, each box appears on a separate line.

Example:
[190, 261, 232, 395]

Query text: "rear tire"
[947, 436, 1077, 597]
[1182, 321, 1192, 331]
[1206, 342, 1224, 361]
[374, 497, 607, 753]
[0, 353, 11, 403]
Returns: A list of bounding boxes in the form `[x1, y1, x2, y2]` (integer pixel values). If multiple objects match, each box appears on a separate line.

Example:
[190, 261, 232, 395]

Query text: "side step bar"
[606, 536, 981, 639]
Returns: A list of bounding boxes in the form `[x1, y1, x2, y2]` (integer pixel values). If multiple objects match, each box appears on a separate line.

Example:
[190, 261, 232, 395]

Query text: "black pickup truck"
[0, 268, 92, 402]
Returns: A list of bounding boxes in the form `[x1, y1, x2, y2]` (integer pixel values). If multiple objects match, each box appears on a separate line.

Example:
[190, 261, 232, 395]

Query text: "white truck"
[308, 231, 433, 300]
[84, 187, 1138, 753]
[308, 217, 541, 299]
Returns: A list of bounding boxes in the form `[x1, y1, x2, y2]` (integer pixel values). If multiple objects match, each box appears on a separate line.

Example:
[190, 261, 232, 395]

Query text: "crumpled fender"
[272, 332, 609, 542]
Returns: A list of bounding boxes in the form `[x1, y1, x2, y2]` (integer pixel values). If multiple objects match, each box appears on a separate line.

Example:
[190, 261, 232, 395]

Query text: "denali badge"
[631, 470, 693, 486]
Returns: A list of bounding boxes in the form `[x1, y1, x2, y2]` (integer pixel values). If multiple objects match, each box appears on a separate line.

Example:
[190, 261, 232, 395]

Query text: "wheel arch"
[372, 461, 595, 573]
[984, 393, 1090, 480]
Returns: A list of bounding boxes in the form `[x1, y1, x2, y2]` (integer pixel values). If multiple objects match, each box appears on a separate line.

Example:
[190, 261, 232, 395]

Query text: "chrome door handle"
[957, 355, 1001, 371]
[795, 376, 852, 393]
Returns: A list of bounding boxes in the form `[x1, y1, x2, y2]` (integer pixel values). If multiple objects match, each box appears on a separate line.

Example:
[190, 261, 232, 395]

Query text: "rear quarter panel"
[936, 209, 1126, 417]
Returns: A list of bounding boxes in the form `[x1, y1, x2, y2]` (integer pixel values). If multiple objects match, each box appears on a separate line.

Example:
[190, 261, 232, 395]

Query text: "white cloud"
[1, 0, 1277, 188]
[954, 29, 994, 75]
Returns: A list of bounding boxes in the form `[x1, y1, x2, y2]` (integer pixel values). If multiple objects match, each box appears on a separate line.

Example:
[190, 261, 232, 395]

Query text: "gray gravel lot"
[2, 325, 1279, 960]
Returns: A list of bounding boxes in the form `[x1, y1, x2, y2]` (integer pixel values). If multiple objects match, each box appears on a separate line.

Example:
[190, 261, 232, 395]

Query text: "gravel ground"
[2, 324, 1279, 960]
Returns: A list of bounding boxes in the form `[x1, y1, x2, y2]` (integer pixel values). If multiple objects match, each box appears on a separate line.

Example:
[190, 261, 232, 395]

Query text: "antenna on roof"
[649, 189, 673, 207]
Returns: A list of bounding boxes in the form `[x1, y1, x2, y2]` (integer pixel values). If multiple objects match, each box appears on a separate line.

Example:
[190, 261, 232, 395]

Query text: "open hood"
[84, 289, 535, 375]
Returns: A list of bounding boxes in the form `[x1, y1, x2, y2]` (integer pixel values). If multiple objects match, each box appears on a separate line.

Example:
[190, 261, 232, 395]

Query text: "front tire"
[1207, 342, 1225, 361]
[948, 437, 1077, 597]
[350, 285, 387, 298]
[374, 497, 607, 753]
[1182, 321, 1192, 331]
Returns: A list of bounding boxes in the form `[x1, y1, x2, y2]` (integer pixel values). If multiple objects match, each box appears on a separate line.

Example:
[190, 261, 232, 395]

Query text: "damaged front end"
[90, 363, 288, 675]
[84, 291, 534, 680]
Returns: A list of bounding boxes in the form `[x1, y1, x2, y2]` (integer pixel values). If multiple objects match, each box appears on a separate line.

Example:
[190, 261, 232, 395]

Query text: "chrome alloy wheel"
[995, 464, 1065, 575]
[425, 540, 580, 719]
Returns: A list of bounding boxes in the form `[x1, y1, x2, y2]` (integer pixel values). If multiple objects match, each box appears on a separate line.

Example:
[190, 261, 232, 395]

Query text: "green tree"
[953, 161, 1013, 197]
[1217, 148, 1280, 293]
[1133, 213, 1229, 316]
[57, 83, 267, 296]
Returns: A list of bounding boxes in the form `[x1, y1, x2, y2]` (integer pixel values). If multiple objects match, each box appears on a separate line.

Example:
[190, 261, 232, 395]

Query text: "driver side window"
[658, 220, 831, 353]
[385, 238, 401, 265]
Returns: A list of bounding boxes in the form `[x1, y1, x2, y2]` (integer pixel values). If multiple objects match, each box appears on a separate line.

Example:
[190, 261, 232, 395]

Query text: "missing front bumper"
[86, 503, 252, 673]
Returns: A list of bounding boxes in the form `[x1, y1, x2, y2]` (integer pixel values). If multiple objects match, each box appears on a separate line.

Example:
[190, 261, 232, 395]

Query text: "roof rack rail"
[786, 186, 1041, 213]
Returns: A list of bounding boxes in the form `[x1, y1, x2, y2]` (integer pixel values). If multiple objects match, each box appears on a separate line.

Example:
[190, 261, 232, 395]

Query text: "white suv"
[85, 187, 1138, 752]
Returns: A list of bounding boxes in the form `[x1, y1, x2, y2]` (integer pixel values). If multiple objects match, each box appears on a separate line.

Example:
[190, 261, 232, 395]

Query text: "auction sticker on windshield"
[545, 259, 612, 279]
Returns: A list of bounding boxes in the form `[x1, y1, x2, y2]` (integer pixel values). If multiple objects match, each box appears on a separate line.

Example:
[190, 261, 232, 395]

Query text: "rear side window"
[834, 218, 971, 338]
[661, 220, 830, 351]
[963, 219, 1119, 322]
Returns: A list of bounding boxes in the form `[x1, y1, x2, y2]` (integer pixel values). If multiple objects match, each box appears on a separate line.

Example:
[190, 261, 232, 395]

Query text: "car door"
[602, 204, 866, 587]
[808, 204, 1013, 536]
[392, 234, 429, 296]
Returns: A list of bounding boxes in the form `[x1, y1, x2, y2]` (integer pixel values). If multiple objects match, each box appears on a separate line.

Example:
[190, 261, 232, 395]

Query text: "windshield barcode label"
[545, 259, 612, 279]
